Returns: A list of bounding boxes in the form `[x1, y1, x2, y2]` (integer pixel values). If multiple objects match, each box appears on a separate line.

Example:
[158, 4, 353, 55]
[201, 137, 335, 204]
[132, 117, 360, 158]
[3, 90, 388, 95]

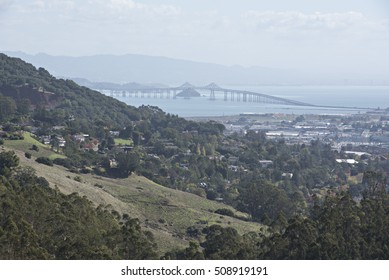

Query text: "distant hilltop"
[4, 51, 389, 86]
[176, 88, 201, 98]
[72, 78, 168, 91]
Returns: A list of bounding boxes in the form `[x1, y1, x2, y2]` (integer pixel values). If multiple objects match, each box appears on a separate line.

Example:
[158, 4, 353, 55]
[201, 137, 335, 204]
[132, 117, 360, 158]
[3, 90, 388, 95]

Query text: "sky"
[1, 0, 389, 76]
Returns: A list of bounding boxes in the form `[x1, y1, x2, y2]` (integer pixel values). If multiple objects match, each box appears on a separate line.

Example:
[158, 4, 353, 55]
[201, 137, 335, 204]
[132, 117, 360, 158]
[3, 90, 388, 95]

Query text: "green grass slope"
[4, 132, 66, 160]
[6, 145, 263, 254]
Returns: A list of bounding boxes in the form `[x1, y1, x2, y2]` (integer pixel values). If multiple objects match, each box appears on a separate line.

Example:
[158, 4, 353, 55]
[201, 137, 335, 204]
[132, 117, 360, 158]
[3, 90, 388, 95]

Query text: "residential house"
[259, 160, 273, 168]
[73, 133, 89, 142]
[109, 130, 120, 137]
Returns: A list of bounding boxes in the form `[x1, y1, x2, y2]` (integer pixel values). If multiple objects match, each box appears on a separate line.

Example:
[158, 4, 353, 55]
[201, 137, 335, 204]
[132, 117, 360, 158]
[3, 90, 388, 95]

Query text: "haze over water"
[104, 85, 389, 117]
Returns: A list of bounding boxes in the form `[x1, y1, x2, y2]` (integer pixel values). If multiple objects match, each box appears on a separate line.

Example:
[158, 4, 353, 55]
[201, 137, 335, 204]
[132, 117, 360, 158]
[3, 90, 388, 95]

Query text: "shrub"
[36, 176, 50, 188]
[35, 157, 53, 166]
[31, 144, 39, 152]
[73, 176, 82, 182]
[53, 158, 72, 169]
[80, 167, 91, 174]
[206, 189, 218, 200]
[186, 226, 201, 237]
[94, 167, 106, 175]
[25, 152, 32, 159]
[215, 208, 235, 217]
[9, 134, 24, 140]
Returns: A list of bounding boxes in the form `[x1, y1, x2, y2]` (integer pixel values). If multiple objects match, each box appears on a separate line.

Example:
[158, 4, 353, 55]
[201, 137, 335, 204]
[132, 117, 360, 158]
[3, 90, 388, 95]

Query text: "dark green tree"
[0, 151, 19, 176]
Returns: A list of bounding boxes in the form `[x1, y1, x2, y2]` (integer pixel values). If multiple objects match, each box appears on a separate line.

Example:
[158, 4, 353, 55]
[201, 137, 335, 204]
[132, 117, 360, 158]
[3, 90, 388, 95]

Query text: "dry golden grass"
[6, 146, 263, 254]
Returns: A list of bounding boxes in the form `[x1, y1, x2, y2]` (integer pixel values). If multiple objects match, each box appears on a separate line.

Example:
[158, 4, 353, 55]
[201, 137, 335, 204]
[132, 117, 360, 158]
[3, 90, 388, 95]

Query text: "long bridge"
[107, 82, 314, 107]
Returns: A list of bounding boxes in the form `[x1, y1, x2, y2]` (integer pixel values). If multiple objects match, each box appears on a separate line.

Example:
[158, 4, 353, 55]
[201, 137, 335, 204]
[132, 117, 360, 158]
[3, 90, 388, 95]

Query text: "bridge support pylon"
[210, 89, 216, 100]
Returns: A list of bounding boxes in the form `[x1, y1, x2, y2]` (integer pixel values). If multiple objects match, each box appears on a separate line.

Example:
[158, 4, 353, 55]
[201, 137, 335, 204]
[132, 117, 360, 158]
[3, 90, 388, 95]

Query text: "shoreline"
[185, 108, 389, 123]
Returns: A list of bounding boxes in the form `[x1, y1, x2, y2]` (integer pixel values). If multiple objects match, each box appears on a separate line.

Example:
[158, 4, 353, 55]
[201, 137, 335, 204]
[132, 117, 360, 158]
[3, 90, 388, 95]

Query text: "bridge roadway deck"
[109, 86, 313, 107]
[106, 84, 372, 110]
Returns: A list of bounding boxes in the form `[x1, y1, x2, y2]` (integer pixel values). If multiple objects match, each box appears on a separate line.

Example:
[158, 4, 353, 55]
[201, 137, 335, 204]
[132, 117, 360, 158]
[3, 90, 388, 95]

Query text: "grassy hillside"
[4, 132, 66, 160]
[7, 144, 263, 254]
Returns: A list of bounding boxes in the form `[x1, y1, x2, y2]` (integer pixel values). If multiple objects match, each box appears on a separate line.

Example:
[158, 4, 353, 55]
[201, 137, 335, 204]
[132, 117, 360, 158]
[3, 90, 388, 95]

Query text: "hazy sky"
[1, 0, 389, 75]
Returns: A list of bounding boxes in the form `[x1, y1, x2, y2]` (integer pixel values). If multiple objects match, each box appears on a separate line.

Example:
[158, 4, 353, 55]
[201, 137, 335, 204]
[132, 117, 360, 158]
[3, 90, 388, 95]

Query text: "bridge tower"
[204, 82, 221, 101]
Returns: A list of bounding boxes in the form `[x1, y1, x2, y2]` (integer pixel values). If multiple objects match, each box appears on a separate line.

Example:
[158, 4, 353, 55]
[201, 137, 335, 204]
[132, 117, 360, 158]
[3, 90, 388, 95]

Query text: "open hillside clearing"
[4, 144, 264, 254]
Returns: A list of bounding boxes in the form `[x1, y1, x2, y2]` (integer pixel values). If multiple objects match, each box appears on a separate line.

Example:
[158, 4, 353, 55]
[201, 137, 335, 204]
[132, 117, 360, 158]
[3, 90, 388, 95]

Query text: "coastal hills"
[5, 51, 385, 86]
[2, 53, 389, 260]
[0, 53, 261, 258]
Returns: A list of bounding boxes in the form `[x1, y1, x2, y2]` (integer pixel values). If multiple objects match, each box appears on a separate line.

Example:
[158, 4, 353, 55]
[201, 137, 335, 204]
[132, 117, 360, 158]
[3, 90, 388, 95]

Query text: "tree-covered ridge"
[0, 53, 224, 134]
[0, 53, 227, 195]
[0, 53, 140, 128]
[1, 149, 389, 260]
[0, 151, 157, 260]
[165, 171, 389, 260]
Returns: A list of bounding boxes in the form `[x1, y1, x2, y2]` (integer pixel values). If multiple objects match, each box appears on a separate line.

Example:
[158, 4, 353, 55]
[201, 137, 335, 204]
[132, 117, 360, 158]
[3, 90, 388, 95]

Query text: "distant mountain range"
[71, 78, 168, 91]
[4, 51, 388, 86]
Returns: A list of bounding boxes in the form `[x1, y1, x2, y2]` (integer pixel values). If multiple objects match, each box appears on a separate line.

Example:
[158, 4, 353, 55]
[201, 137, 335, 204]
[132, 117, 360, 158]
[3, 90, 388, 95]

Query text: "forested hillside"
[0, 53, 142, 130]
[162, 169, 389, 260]
[0, 151, 157, 259]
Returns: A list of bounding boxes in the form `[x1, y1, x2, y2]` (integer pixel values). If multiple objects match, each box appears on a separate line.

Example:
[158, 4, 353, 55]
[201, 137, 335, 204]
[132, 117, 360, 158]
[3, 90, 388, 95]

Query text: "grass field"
[114, 138, 133, 146]
[3, 139, 264, 255]
[4, 132, 66, 160]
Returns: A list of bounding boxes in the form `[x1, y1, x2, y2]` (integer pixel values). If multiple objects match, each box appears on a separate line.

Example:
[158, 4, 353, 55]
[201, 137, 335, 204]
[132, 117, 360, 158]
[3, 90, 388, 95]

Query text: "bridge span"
[108, 82, 313, 107]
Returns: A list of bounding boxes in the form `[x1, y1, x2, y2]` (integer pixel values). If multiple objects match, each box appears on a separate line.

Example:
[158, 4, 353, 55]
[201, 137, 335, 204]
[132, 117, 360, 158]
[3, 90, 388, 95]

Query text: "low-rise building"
[259, 160, 273, 168]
